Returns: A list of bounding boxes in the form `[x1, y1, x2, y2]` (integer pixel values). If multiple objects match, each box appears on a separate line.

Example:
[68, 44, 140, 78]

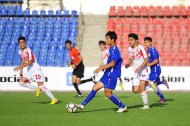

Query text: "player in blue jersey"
[76, 31, 127, 112]
[144, 37, 169, 102]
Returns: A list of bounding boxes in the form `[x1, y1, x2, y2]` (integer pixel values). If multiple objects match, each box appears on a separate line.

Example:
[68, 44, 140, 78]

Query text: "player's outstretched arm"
[13, 60, 34, 71]
[94, 60, 115, 74]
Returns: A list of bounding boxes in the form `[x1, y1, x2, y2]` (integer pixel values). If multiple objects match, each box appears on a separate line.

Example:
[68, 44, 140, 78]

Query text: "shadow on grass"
[34, 101, 62, 104]
[77, 108, 117, 113]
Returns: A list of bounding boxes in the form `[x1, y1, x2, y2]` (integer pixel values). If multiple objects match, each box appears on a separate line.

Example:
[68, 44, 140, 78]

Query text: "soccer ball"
[66, 103, 77, 113]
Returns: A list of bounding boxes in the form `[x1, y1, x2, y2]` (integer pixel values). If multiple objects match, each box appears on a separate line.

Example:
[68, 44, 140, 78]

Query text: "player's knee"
[19, 81, 26, 87]
[104, 92, 112, 98]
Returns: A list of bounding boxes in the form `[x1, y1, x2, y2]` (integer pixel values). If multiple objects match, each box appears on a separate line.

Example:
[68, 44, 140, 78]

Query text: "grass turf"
[0, 91, 190, 126]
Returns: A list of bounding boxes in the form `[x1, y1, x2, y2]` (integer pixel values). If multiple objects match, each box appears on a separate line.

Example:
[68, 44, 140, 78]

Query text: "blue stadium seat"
[56, 10, 62, 16]
[23, 9, 30, 16]
[32, 10, 38, 16]
[63, 10, 70, 16]
[40, 10, 46, 16]
[71, 10, 78, 16]
[48, 10, 54, 16]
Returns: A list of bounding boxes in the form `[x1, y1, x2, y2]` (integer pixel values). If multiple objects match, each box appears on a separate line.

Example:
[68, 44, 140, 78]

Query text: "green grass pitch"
[0, 91, 190, 126]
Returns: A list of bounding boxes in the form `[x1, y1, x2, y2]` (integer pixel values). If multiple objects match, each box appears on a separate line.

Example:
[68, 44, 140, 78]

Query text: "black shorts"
[73, 62, 84, 78]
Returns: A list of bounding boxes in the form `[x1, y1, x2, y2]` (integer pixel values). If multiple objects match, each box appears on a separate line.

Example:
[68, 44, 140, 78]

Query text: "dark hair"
[144, 37, 152, 42]
[128, 33, 138, 40]
[99, 40, 106, 45]
[65, 40, 72, 45]
[18, 37, 26, 43]
[105, 31, 117, 42]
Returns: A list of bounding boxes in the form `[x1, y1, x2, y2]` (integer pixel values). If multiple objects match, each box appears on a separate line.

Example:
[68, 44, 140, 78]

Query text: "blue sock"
[156, 87, 165, 100]
[157, 81, 164, 86]
[81, 90, 97, 106]
[109, 94, 125, 108]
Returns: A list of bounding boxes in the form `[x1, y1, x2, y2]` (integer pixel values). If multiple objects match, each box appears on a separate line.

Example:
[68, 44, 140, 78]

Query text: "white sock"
[39, 85, 55, 100]
[141, 91, 148, 105]
[145, 85, 151, 90]
[19, 82, 37, 89]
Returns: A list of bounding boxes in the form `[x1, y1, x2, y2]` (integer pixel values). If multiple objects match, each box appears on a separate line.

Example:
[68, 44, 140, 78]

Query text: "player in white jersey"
[125, 33, 156, 109]
[13, 37, 58, 104]
[99, 40, 124, 91]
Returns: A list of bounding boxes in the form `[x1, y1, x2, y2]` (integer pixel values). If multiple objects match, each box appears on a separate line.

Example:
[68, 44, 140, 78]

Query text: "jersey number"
[35, 74, 41, 80]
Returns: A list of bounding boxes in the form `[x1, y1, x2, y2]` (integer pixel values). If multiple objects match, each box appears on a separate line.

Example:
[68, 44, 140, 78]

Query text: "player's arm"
[125, 57, 132, 68]
[136, 47, 148, 73]
[94, 60, 115, 74]
[148, 49, 159, 67]
[20, 59, 24, 77]
[14, 60, 34, 71]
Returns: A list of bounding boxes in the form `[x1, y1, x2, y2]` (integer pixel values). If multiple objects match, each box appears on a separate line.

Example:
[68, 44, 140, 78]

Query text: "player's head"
[105, 31, 117, 46]
[18, 37, 27, 49]
[99, 40, 106, 51]
[128, 33, 138, 48]
[65, 40, 72, 50]
[144, 37, 152, 49]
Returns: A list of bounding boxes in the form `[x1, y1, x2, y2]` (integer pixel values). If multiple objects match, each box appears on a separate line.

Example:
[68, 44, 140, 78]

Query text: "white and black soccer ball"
[66, 103, 77, 113]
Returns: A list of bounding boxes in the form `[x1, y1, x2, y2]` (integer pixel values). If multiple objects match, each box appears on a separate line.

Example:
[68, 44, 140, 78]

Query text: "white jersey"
[101, 49, 109, 65]
[19, 47, 41, 73]
[129, 45, 148, 70]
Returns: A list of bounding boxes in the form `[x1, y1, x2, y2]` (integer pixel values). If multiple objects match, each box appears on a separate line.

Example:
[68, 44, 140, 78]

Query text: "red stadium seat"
[156, 6, 163, 17]
[187, 6, 190, 16]
[140, 6, 148, 17]
[148, 6, 156, 17]
[132, 6, 140, 17]
[107, 19, 115, 31]
[164, 6, 171, 17]
[125, 6, 132, 16]
[179, 6, 187, 16]
[109, 6, 116, 17]
[118, 6, 125, 17]
[172, 6, 179, 16]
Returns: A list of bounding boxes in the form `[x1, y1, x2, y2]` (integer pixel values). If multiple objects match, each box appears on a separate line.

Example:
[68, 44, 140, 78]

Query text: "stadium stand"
[108, 6, 190, 66]
[0, 4, 78, 67]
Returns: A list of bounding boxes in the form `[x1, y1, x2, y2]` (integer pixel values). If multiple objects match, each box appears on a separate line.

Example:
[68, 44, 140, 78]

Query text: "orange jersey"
[70, 48, 80, 65]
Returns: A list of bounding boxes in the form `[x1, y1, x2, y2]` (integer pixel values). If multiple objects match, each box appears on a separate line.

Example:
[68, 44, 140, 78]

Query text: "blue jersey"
[104, 45, 123, 77]
[148, 47, 161, 83]
[148, 47, 161, 73]
[100, 45, 122, 89]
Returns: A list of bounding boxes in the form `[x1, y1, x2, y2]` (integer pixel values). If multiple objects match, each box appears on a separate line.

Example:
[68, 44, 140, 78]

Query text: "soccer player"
[76, 31, 127, 113]
[99, 40, 124, 90]
[125, 33, 154, 109]
[13, 37, 58, 104]
[65, 40, 95, 97]
[144, 37, 169, 102]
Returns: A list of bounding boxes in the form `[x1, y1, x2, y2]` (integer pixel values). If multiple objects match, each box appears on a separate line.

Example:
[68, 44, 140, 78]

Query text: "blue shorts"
[99, 74, 118, 90]
[149, 71, 161, 83]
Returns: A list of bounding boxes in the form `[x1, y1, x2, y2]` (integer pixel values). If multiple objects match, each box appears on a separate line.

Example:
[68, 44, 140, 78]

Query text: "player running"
[125, 33, 157, 109]
[144, 37, 169, 102]
[13, 37, 58, 104]
[98, 40, 124, 90]
[76, 31, 127, 112]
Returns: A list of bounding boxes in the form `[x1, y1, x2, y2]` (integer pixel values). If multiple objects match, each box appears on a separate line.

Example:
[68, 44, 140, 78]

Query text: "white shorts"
[23, 70, 45, 82]
[132, 68, 150, 86]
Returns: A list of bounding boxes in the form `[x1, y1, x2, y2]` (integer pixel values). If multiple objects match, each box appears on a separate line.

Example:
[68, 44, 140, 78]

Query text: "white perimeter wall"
[0, 67, 189, 91]
[62, 0, 190, 14]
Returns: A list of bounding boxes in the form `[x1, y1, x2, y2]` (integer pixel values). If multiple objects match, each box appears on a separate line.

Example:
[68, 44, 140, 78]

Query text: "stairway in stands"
[80, 14, 108, 67]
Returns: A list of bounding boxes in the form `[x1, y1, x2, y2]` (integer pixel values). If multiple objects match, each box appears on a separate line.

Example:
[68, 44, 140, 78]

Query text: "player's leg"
[76, 82, 104, 109]
[132, 86, 140, 93]
[118, 77, 124, 91]
[104, 88, 127, 112]
[72, 75, 82, 97]
[157, 80, 169, 89]
[37, 82, 58, 104]
[19, 73, 37, 89]
[149, 73, 166, 102]
[139, 80, 149, 109]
